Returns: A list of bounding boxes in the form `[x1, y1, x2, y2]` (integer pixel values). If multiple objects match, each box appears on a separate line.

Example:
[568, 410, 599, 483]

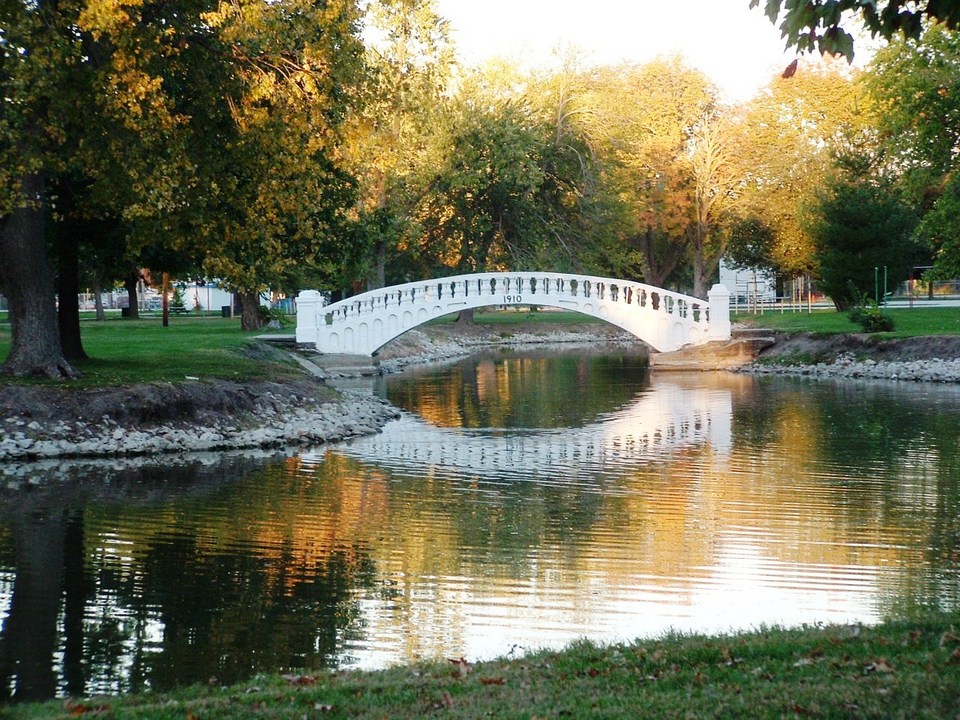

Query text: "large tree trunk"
[123, 271, 140, 319]
[55, 229, 88, 361]
[0, 173, 78, 378]
[239, 290, 266, 330]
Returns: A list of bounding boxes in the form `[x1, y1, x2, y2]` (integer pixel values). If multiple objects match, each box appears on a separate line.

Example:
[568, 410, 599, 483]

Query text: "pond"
[1, 347, 958, 702]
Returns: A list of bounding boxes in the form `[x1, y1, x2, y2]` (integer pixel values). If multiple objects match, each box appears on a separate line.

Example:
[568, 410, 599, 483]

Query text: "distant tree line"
[3, 0, 959, 377]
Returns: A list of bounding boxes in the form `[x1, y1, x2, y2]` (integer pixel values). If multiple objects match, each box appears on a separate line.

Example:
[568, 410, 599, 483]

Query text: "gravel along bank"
[735, 332, 960, 383]
[0, 377, 400, 463]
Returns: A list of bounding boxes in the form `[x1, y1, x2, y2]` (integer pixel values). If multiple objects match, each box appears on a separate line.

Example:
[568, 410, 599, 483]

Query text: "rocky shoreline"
[0, 377, 401, 464]
[2, 325, 958, 465]
[734, 332, 960, 383]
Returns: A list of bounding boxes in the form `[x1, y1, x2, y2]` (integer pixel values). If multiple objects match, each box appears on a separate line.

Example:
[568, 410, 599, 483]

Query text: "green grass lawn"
[6, 613, 960, 719]
[735, 306, 960, 337]
[0, 315, 299, 387]
[2, 306, 958, 387]
[0, 309, 605, 387]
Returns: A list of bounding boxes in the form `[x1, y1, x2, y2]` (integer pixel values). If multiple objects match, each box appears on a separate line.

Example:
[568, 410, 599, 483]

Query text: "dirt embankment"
[754, 332, 960, 364]
[736, 331, 960, 383]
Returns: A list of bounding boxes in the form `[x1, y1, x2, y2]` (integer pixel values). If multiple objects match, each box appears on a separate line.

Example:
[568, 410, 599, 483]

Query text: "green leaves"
[752, 0, 960, 60]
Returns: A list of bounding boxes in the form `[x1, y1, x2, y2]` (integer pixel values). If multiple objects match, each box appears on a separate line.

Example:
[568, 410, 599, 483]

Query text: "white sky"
[434, 0, 800, 102]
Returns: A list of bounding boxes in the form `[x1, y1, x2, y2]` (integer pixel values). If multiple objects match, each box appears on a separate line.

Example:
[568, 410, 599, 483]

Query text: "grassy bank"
[6, 614, 960, 719]
[735, 306, 960, 337]
[0, 310, 600, 388]
[2, 306, 957, 387]
[0, 316, 301, 388]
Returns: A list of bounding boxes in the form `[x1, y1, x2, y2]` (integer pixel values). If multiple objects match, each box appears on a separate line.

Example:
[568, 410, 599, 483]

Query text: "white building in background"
[719, 258, 776, 306]
[181, 283, 236, 313]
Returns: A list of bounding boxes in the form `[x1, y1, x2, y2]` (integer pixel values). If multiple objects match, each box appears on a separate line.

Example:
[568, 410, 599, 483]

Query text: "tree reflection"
[383, 348, 650, 429]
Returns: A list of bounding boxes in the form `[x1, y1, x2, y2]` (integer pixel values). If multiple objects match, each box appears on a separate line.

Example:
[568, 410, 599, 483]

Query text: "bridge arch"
[296, 272, 730, 356]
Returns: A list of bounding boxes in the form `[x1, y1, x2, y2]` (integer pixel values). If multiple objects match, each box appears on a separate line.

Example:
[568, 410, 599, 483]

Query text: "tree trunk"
[123, 271, 140, 319]
[693, 249, 710, 300]
[55, 230, 88, 361]
[637, 226, 688, 289]
[92, 277, 106, 321]
[370, 238, 386, 290]
[456, 308, 475, 325]
[161, 271, 169, 328]
[239, 290, 266, 330]
[0, 173, 78, 378]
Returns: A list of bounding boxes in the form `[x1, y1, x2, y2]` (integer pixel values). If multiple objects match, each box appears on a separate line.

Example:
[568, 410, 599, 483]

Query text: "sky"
[433, 0, 801, 102]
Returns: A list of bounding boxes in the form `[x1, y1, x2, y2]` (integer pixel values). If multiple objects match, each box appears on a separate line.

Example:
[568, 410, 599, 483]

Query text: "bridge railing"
[297, 272, 730, 353]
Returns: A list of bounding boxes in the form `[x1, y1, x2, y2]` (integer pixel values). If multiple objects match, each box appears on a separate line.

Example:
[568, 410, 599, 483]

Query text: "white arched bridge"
[296, 272, 730, 356]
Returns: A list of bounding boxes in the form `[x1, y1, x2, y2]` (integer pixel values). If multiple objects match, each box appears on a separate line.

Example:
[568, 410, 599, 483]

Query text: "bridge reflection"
[317, 377, 732, 479]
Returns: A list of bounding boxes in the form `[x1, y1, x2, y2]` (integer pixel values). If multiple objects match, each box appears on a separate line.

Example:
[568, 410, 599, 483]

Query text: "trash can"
[221, 305, 231, 318]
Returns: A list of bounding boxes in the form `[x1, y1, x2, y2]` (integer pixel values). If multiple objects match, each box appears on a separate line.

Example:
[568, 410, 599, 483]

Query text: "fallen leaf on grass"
[864, 659, 894, 674]
[940, 630, 960, 648]
[448, 656, 472, 678]
[65, 701, 110, 716]
[946, 647, 960, 666]
[479, 677, 505, 686]
[430, 691, 455, 710]
[282, 674, 317, 686]
[314, 703, 335, 712]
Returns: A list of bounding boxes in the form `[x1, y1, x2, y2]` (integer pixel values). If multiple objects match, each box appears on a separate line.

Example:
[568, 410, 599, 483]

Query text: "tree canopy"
[6, 0, 960, 378]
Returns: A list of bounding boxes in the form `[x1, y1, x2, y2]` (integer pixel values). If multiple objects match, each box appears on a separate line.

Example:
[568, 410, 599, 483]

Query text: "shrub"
[851, 305, 895, 332]
[846, 280, 895, 332]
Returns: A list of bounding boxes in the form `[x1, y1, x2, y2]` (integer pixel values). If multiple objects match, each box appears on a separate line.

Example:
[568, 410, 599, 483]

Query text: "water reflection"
[1, 354, 959, 702]
[327, 376, 732, 483]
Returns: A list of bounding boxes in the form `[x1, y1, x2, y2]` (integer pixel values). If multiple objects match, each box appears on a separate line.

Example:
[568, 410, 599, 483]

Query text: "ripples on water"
[1, 348, 959, 700]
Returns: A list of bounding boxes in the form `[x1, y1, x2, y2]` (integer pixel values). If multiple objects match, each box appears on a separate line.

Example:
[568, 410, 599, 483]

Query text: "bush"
[259, 305, 288, 327]
[846, 280, 895, 332]
[851, 304, 895, 332]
